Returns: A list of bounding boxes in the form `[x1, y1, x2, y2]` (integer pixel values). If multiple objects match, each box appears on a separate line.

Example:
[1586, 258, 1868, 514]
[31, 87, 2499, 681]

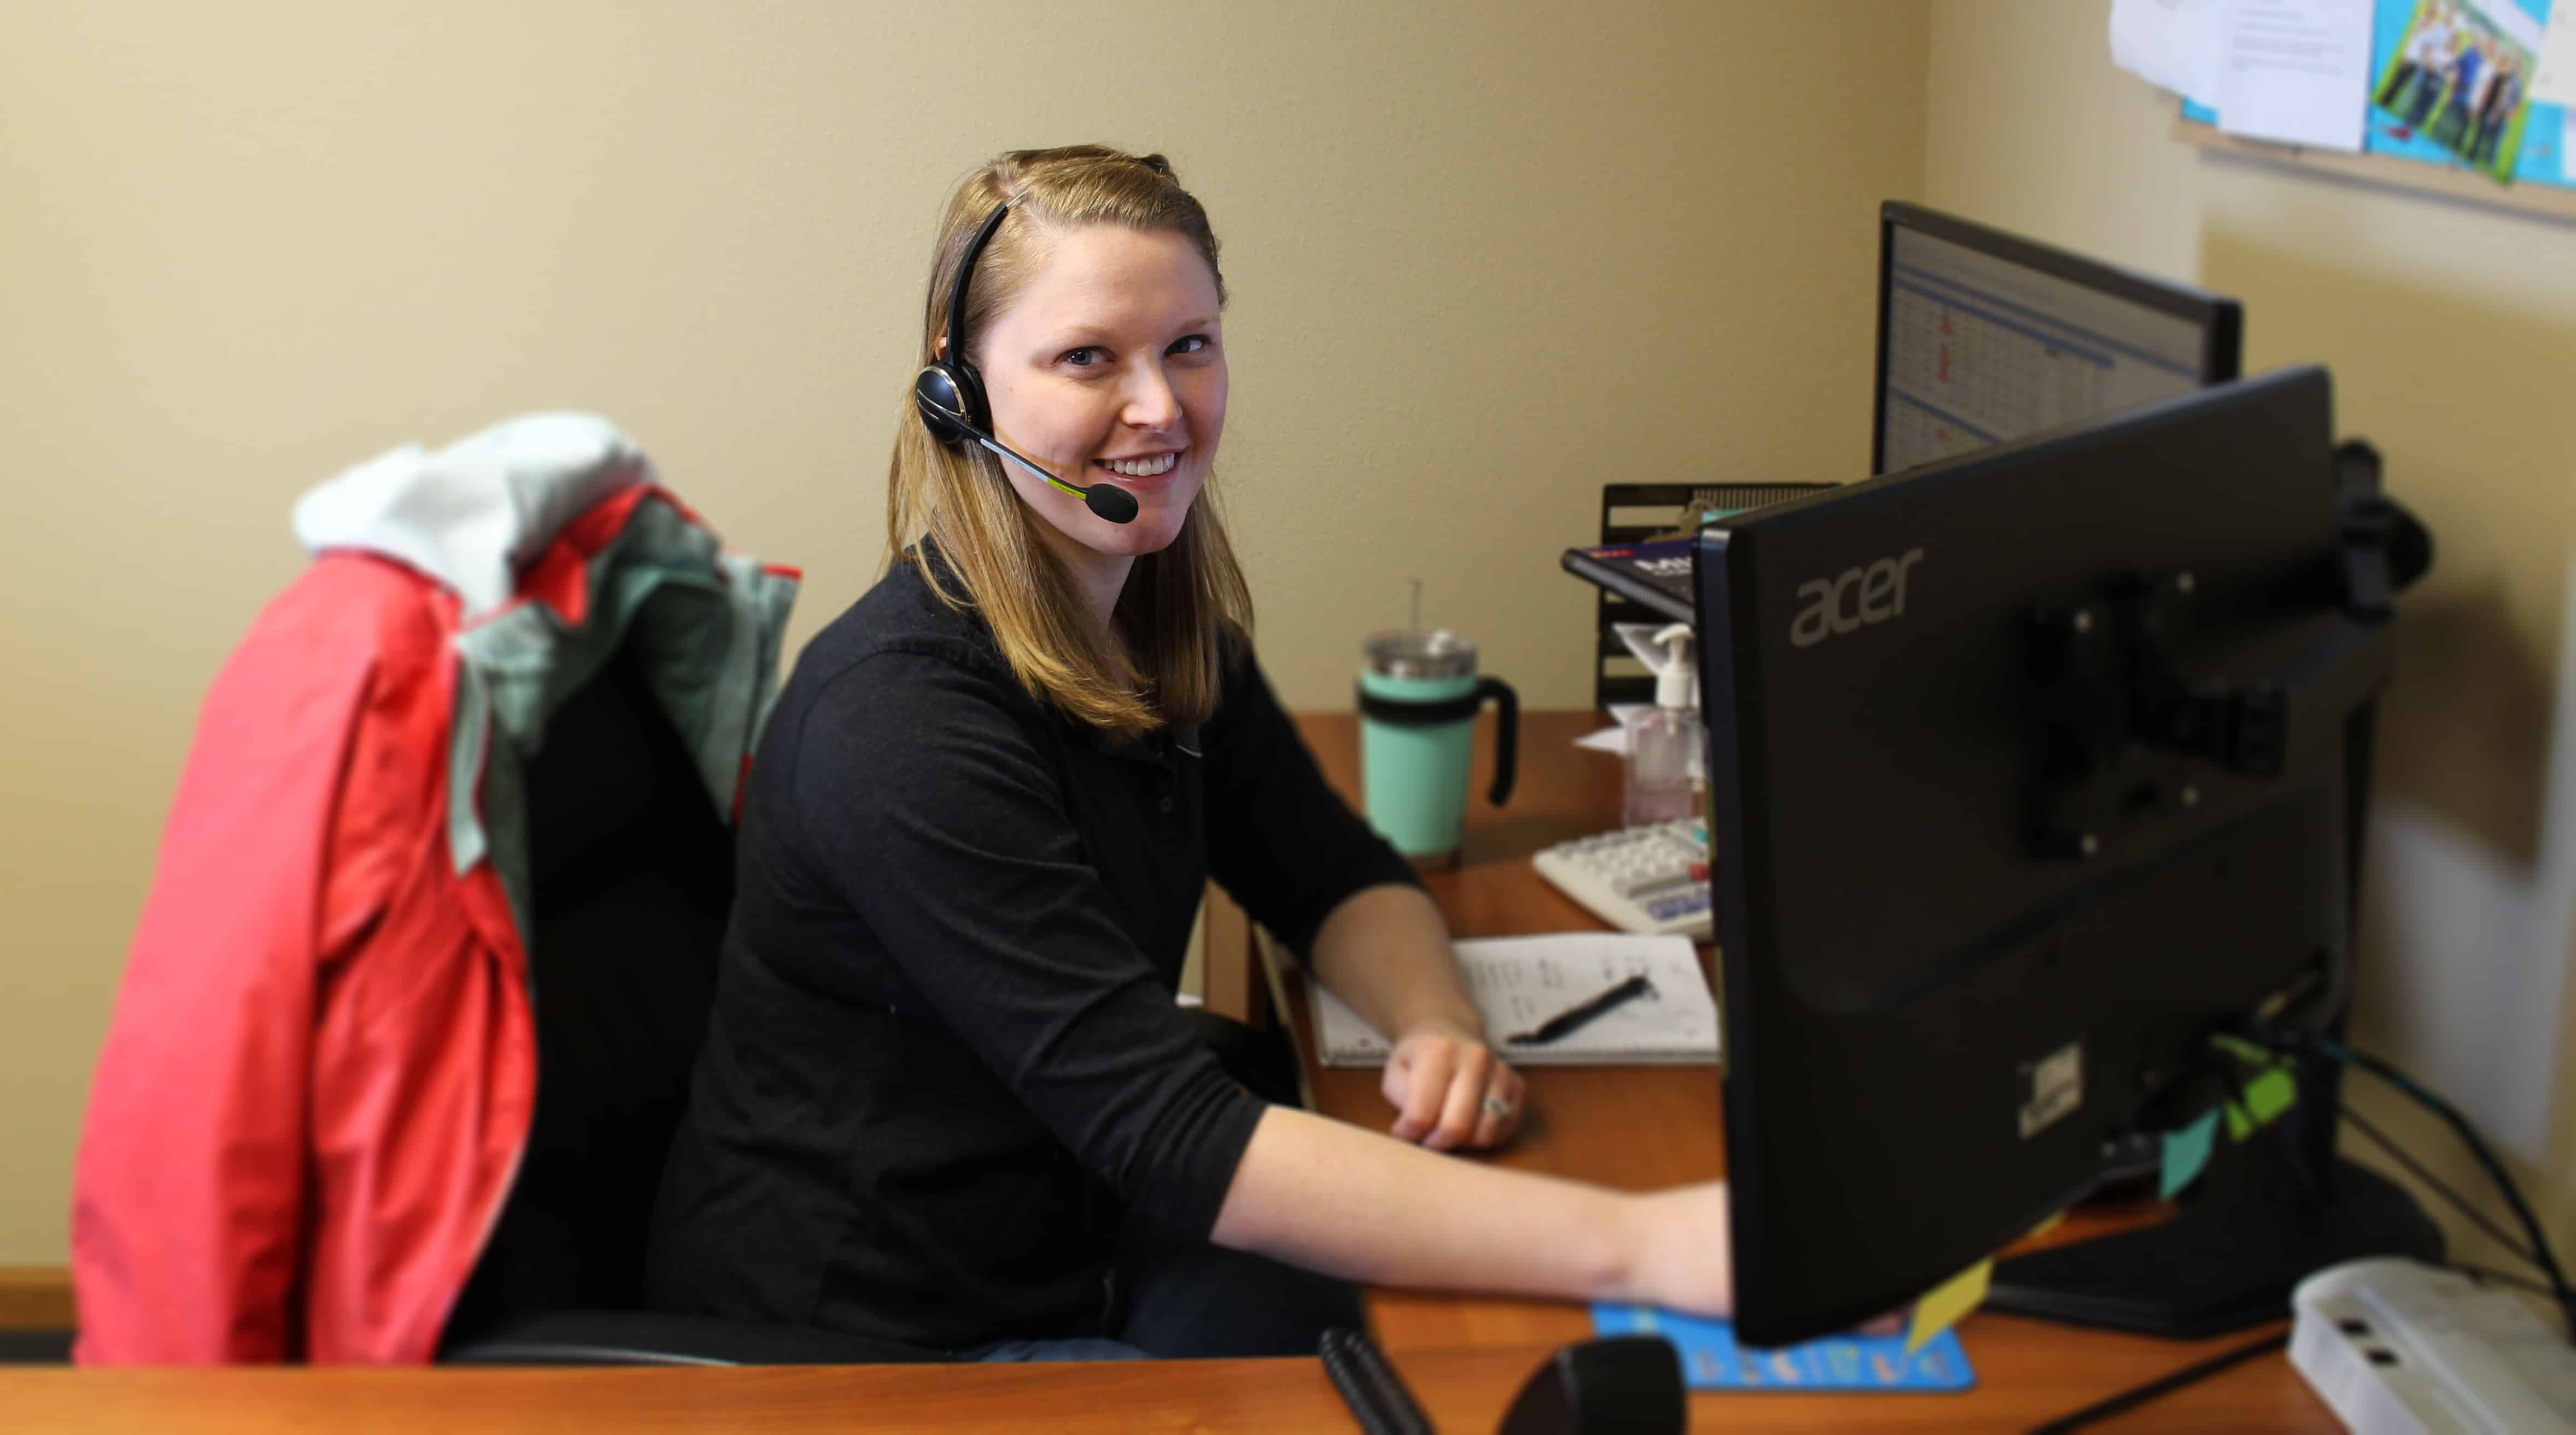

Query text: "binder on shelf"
[1562, 536, 1697, 626]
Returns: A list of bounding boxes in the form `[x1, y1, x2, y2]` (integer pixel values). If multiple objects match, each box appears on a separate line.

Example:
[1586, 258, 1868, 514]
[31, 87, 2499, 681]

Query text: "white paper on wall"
[2215, 0, 2375, 151]
[2535, 2, 2576, 106]
[2111, 0, 2227, 105]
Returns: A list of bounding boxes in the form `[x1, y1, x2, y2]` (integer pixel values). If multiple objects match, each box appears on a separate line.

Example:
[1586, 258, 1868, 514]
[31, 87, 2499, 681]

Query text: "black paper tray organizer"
[1566, 483, 1832, 712]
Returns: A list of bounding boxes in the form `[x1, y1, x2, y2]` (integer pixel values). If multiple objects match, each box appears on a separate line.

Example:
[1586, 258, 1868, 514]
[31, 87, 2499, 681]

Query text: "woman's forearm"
[1208, 1104, 1731, 1314]
[1306, 883, 1481, 1040]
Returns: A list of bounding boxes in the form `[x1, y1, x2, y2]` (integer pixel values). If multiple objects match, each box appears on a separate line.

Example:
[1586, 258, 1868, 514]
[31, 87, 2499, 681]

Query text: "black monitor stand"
[1995, 683, 2446, 1339]
[1992, 459, 2445, 1338]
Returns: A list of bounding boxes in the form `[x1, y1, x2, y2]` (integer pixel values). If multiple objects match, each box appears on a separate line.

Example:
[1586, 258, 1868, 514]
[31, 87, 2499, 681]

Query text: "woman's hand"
[1381, 1016, 1526, 1151]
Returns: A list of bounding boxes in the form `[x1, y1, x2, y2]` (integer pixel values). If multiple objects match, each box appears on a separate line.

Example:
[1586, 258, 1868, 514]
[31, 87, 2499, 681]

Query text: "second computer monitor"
[1871, 202, 2243, 476]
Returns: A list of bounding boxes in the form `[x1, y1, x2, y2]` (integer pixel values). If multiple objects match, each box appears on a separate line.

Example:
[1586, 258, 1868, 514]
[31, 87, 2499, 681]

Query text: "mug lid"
[1364, 629, 1477, 679]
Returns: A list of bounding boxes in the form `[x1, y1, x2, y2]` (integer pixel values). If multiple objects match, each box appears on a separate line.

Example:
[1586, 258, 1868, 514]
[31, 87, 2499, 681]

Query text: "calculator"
[1531, 818, 1713, 940]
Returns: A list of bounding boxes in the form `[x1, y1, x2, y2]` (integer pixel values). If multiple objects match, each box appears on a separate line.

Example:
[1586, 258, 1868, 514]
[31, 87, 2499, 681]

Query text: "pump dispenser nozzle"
[1648, 623, 1697, 710]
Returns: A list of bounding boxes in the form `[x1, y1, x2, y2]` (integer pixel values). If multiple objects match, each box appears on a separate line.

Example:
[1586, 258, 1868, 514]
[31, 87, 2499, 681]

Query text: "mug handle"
[1478, 677, 1518, 806]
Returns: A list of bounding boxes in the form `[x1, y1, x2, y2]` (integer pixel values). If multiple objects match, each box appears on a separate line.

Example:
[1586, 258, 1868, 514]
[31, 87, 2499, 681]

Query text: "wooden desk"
[8, 1350, 1558, 1434]
[1285, 708, 2339, 1430]
[0, 1329, 2331, 1433]
[4, 710, 2337, 1432]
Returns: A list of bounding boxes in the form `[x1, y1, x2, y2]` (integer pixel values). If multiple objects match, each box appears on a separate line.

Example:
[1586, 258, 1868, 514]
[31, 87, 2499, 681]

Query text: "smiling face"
[971, 224, 1227, 585]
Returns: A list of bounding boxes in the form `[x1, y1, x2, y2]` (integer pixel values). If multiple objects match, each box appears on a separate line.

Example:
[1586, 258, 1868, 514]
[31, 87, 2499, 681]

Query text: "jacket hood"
[292, 412, 647, 620]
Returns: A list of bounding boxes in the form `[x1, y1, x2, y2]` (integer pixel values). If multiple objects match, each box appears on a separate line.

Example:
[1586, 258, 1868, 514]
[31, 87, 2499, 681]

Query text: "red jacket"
[73, 416, 797, 1363]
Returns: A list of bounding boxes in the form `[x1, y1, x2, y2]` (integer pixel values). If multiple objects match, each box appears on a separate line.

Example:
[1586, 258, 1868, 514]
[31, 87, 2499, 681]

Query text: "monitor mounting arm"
[2028, 443, 2428, 862]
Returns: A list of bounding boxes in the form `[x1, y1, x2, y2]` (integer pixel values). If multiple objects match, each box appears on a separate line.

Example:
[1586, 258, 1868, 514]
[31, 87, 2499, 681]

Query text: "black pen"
[1505, 973, 1655, 1046]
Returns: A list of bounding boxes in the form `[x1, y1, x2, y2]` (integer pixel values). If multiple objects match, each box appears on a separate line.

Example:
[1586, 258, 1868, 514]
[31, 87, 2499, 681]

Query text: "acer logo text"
[1789, 549, 1924, 648]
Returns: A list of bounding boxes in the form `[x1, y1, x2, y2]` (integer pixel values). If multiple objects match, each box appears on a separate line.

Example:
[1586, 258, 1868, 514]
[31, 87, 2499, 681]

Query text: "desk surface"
[0, 1329, 2329, 1433]
[5, 710, 2337, 1432]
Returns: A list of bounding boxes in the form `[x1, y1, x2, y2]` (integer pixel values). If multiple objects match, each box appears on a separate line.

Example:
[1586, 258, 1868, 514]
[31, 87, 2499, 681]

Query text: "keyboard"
[1532, 818, 1713, 940]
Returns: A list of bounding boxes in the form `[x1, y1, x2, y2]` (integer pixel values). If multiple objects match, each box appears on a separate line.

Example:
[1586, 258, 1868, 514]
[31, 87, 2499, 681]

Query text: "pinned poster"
[1905, 1259, 1993, 1356]
[2367, 0, 2572, 187]
[2370, 0, 2555, 183]
[2170, 0, 2576, 194]
[2160, 1109, 2222, 1198]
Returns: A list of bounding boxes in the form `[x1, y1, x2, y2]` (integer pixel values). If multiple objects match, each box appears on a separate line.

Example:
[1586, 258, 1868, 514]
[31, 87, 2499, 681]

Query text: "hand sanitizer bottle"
[1622, 623, 1701, 828]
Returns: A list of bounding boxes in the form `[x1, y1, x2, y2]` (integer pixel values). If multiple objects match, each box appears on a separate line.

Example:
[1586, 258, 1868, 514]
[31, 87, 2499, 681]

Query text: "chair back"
[443, 645, 734, 1337]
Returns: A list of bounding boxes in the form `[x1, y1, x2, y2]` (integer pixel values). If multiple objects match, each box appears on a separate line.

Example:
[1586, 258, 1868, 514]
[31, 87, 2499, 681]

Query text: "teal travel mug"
[1356, 631, 1518, 867]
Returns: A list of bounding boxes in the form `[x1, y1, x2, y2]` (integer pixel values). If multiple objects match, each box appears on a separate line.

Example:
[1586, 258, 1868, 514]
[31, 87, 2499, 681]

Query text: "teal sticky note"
[2159, 1110, 2219, 1199]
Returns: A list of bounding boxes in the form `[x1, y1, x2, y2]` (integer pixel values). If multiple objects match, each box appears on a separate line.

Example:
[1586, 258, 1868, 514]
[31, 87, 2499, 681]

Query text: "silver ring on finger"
[1482, 1095, 1514, 1119]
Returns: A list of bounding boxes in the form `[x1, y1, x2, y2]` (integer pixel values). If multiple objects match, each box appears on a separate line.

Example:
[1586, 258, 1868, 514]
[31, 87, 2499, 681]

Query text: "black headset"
[913, 201, 1140, 524]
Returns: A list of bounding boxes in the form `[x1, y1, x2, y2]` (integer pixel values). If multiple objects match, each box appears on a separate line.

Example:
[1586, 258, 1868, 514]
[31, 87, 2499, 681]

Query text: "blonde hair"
[885, 145, 1254, 733]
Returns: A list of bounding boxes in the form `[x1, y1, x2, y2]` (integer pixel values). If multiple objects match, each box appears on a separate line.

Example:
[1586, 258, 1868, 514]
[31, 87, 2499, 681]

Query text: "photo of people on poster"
[2373, 0, 2542, 180]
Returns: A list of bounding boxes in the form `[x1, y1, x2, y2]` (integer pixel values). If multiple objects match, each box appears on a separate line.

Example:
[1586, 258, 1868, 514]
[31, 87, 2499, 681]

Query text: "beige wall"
[11, 0, 2560, 1320]
[0, 4, 1928, 1263]
[1929, 0, 2576, 1283]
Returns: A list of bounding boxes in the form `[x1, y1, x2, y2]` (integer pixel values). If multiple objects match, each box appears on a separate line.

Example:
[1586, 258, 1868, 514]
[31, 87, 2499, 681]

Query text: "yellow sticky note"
[2025, 1210, 2066, 1239]
[1904, 1258, 1992, 1355]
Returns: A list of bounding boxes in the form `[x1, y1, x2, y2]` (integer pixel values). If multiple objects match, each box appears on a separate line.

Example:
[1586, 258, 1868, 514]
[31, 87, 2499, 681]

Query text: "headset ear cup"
[913, 364, 984, 447]
[950, 361, 989, 439]
[921, 201, 1009, 453]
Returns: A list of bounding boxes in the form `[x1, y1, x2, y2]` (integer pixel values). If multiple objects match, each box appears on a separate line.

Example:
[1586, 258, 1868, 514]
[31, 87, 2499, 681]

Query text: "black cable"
[2025, 1328, 2288, 1434]
[2455, 1262, 2559, 1302]
[2282, 1032, 2576, 1344]
[2340, 1106, 2539, 1267]
[2317, 1036, 2576, 1334]
[2029, 1261, 2559, 1433]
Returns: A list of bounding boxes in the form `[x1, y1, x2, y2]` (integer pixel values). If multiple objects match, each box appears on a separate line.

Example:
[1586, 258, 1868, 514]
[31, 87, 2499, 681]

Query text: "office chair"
[435, 645, 940, 1367]
[435, 638, 1317, 1364]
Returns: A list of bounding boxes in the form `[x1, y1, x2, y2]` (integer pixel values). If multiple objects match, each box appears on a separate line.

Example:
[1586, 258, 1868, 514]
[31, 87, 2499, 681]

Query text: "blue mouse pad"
[1591, 1304, 1976, 1391]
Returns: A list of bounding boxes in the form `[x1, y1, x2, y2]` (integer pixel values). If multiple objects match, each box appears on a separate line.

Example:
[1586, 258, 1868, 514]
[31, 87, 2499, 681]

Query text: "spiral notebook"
[1310, 932, 1719, 1066]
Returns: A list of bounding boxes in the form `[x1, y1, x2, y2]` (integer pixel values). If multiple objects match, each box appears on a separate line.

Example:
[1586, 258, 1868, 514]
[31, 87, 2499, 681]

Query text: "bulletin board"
[2172, 102, 2576, 219]
[2164, 0, 2576, 222]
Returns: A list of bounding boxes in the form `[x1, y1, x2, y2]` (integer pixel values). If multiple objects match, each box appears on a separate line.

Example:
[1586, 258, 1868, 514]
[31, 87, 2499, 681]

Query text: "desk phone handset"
[1496, 1335, 1684, 1435]
[1320, 1327, 1683, 1435]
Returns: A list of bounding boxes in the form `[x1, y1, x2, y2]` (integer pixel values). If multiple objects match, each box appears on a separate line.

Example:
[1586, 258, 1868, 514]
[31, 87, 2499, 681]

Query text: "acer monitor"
[1872, 202, 2243, 476]
[1696, 368, 2440, 1348]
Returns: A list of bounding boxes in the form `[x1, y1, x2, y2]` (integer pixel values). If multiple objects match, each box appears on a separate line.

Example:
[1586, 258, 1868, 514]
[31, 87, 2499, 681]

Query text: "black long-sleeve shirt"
[645, 547, 1418, 1349]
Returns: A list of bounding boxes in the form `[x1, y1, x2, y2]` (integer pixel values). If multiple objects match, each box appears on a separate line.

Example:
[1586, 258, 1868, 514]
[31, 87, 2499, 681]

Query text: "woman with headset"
[645, 145, 1732, 1361]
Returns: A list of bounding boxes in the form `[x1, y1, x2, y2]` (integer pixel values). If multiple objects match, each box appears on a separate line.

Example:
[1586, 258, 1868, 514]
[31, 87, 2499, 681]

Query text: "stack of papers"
[1311, 932, 1720, 1066]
